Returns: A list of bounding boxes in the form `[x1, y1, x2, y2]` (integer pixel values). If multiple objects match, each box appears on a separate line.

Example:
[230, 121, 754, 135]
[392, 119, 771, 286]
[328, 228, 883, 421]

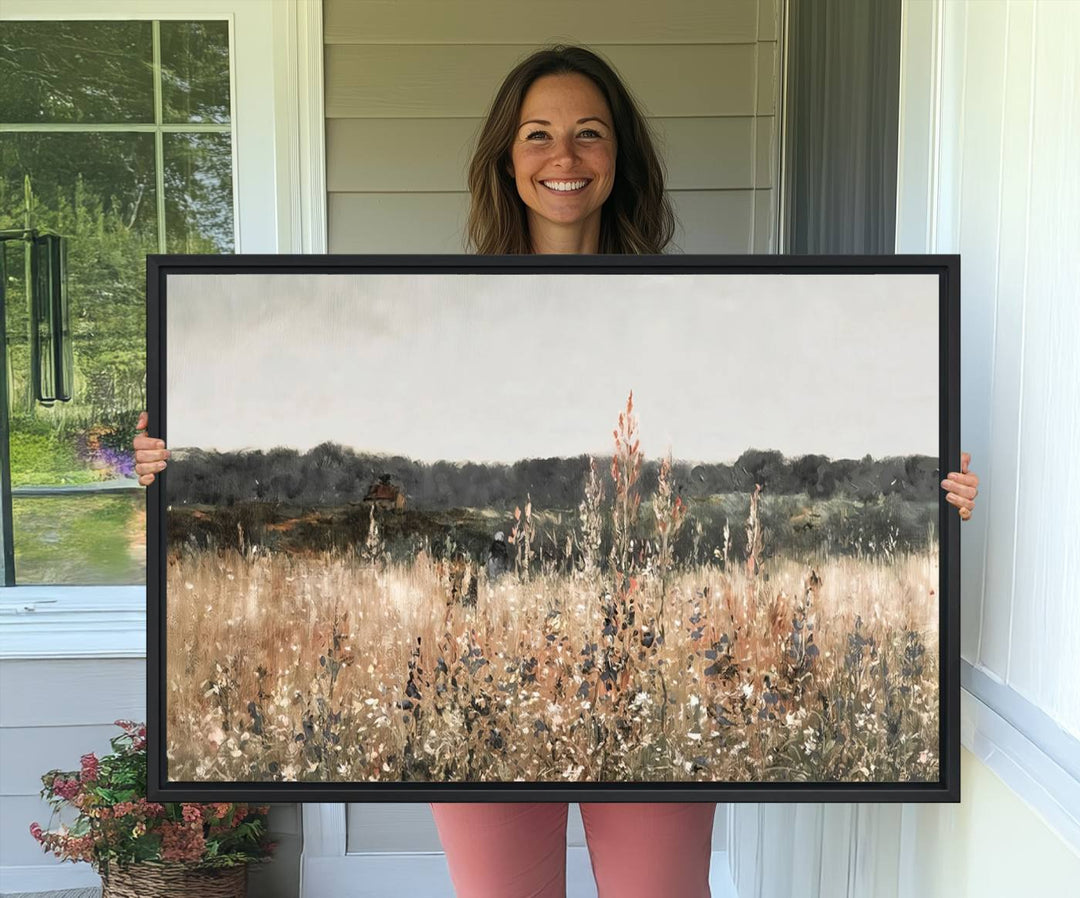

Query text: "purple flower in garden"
[97, 446, 136, 479]
[73, 428, 138, 479]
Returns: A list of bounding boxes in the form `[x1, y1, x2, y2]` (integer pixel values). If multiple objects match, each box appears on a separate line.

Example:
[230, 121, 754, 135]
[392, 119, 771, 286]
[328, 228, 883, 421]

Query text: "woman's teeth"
[542, 180, 589, 192]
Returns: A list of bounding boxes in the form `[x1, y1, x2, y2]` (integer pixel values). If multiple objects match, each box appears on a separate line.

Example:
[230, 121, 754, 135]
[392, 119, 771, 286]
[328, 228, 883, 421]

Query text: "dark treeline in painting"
[169, 443, 940, 508]
[165, 443, 939, 571]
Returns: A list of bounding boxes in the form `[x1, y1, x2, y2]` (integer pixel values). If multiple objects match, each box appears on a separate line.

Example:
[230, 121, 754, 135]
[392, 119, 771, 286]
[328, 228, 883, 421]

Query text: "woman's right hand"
[133, 410, 170, 487]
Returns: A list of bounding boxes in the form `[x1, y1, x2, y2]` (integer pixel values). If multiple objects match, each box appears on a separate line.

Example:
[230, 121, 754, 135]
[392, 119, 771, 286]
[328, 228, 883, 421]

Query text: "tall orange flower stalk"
[610, 390, 642, 582]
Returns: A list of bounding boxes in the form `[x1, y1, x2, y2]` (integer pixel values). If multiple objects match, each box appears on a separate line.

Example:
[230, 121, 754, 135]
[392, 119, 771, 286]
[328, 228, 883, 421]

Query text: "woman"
[134, 45, 979, 898]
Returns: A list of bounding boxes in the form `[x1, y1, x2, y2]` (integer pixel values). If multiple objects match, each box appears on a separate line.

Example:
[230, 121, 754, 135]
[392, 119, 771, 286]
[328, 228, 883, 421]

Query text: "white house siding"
[325, 0, 781, 255]
[0, 661, 145, 875]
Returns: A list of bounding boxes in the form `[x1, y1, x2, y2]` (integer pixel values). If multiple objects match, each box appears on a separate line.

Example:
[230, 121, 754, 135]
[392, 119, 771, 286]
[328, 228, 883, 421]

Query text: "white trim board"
[961, 687, 1080, 854]
[962, 660, 1080, 784]
[271, 0, 328, 254]
[0, 587, 145, 660]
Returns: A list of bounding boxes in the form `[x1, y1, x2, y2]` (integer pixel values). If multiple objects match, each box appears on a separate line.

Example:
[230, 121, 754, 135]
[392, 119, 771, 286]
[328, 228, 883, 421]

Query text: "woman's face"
[508, 73, 617, 239]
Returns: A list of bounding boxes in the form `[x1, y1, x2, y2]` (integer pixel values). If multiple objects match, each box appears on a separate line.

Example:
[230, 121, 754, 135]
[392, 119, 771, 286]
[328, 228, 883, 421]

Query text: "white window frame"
[0, 0, 326, 660]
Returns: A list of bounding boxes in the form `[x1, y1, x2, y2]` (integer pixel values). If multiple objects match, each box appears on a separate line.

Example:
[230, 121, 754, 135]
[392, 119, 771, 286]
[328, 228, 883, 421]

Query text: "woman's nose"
[548, 134, 580, 165]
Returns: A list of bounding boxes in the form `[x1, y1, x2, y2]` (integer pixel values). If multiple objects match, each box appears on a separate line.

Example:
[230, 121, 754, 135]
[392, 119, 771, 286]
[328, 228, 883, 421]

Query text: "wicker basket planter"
[100, 861, 247, 898]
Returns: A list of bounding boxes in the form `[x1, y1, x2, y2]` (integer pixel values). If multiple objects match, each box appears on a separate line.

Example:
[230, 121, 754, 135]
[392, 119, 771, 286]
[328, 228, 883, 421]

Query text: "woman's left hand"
[941, 452, 979, 521]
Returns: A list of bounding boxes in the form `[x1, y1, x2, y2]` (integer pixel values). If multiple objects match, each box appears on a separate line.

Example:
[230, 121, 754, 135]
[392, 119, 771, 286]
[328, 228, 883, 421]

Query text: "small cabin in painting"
[364, 476, 406, 511]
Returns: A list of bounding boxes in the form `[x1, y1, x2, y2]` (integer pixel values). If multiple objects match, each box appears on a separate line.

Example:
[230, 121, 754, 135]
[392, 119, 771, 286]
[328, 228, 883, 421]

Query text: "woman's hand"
[133, 411, 169, 487]
[941, 451, 979, 521]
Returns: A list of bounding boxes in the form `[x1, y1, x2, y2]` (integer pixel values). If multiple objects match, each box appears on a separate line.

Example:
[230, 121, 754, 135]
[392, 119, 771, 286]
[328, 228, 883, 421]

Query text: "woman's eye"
[523, 129, 602, 140]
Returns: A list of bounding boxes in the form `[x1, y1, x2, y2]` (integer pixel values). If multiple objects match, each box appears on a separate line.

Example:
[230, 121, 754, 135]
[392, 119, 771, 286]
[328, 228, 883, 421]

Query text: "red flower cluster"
[80, 753, 100, 782]
[113, 719, 147, 751]
[160, 820, 206, 863]
[52, 777, 80, 801]
[111, 798, 166, 819]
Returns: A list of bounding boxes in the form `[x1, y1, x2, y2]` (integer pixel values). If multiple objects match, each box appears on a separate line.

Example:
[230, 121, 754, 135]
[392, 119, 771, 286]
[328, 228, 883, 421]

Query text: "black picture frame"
[147, 253, 960, 803]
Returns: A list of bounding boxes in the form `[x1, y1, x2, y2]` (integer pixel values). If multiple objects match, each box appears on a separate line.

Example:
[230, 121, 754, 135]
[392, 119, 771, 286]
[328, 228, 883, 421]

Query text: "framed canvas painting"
[146, 254, 960, 803]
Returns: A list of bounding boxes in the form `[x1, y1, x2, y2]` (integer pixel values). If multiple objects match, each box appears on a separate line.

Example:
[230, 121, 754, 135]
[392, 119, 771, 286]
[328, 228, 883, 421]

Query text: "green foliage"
[8, 426, 93, 485]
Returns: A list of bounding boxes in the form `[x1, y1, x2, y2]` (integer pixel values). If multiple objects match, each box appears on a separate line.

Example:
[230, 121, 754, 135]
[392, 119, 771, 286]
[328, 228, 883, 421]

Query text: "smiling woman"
[465, 45, 674, 255]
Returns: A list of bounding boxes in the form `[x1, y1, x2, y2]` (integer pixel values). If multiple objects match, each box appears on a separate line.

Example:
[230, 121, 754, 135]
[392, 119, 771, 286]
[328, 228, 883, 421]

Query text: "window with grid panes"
[0, 19, 234, 584]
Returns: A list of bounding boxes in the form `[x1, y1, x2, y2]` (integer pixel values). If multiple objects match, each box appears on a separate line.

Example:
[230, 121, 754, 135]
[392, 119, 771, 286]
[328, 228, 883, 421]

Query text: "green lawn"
[13, 492, 145, 585]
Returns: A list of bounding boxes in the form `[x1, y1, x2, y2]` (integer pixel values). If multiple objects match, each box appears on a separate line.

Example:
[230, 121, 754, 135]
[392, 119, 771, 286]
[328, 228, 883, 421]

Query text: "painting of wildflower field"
[152, 261, 955, 797]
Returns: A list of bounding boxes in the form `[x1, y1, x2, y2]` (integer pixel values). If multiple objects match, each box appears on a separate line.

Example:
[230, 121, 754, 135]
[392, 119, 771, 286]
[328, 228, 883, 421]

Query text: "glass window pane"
[1, 132, 157, 441]
[1, 19, 235, 586]
[2, 132, 155, 585]
[160, 20, 232, 124]
[12, 494, 145, 585]
[164, 132, 235, 253]
[0, 21, 154, 124]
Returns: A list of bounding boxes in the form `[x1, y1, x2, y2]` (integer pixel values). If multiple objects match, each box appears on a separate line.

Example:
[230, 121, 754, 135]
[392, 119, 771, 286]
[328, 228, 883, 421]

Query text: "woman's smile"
[540, 178, 592, 194]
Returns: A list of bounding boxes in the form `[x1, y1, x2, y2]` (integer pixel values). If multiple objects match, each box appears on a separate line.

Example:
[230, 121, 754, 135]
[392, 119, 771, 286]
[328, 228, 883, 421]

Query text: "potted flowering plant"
[30, 720, 275, 897]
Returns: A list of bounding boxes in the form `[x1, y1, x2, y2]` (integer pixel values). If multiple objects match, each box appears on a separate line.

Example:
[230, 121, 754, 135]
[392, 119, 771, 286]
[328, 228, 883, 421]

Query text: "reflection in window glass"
[1, 132, 156, 472]
[12, 494, 145, 586]
[1, 20, 234, 585]
[160, 21, 232, 124]
[0, 21, 154, 124]
[164, 133, 235, 253]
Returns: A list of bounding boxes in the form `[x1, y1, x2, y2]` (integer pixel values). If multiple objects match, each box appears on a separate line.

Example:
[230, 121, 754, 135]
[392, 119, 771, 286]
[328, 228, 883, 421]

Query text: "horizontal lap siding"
[326, 117, 768, 192]
[324, 0, 762, 45]
[328, 189, 759, 253]
[325, 45, 761, 118]
[0, 658, 301, 895]
[325, 0, 781, 255]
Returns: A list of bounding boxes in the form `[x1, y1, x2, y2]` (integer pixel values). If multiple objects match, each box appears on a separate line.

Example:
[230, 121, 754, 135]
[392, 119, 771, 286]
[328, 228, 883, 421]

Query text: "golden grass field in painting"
[165, 530, 939, 785]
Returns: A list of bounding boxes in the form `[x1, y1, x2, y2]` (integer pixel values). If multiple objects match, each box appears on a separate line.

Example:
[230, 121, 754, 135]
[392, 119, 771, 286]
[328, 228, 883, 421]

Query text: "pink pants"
[430, 802, 716, 898]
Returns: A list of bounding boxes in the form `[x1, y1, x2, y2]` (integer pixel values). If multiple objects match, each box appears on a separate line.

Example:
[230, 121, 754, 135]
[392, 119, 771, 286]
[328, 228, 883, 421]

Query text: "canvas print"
[154, 260, 954, 798]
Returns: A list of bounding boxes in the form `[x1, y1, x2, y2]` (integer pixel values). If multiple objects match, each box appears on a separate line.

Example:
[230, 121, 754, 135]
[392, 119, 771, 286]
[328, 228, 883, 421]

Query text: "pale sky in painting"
[165, 271, 939, 464]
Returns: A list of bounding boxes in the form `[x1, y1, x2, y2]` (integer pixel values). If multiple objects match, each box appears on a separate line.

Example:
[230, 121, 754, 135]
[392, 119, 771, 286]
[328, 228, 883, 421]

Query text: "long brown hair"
[466, 45, 676, 254]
